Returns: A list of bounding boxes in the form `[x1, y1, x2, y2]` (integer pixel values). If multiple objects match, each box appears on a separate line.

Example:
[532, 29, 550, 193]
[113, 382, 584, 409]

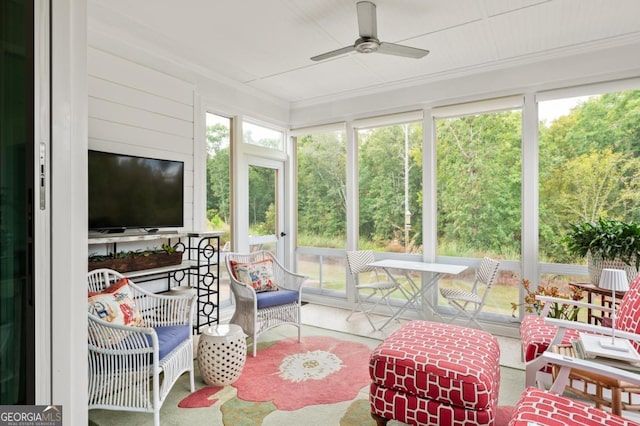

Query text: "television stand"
[88, 231, 224, 333]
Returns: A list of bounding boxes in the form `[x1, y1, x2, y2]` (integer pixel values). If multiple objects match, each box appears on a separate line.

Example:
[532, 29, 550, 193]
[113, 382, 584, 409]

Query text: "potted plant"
[564, 217, 640, 285]
[88, 243, 184, 273]
[511, 278, 584, 320]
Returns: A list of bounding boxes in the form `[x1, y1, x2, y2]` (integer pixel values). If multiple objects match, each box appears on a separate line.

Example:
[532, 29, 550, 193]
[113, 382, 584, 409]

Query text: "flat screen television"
[88, 150, 184, 232]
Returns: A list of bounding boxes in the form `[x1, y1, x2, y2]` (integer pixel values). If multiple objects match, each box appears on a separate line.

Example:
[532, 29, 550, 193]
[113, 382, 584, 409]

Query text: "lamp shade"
[599, 268, 630, 292]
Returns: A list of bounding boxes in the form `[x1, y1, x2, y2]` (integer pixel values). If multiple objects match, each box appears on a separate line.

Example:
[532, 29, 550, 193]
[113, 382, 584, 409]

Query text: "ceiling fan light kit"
[311, 1, 429, 61]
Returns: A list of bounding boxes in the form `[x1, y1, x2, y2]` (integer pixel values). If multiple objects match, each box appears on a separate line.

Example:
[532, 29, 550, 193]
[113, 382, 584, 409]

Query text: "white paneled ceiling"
[88, 0, 640, 106]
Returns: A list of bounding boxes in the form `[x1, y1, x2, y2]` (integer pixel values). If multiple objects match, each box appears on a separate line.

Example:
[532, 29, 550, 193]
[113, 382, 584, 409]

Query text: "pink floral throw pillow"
[231, 259, 279, 292]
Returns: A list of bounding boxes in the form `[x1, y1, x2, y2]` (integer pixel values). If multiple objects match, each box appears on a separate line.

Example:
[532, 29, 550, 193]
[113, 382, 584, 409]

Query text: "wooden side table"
[570, 282, 626, 325]
[551, 344, 640, 415]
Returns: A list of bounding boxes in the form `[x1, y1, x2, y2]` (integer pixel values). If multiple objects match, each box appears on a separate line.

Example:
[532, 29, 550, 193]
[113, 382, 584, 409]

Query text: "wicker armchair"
[87, 268, 196, 426]
[225, 251, 307, 356]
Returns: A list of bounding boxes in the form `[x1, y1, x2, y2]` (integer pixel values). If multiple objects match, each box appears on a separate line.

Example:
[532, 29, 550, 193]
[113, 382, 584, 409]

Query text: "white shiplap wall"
[87, 47, 195, 230]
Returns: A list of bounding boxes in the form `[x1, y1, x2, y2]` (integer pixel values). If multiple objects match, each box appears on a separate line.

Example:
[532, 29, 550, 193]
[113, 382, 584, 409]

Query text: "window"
[248, 164, 278, 253]
[538, 89, 640, 289]
[295, 128, 347, 294]
[243, 121, 284, 151]
[357, 122, 423, 254]
[435, 106, 522, 318]
[205, 112, 232, 306]
[205, 113, 231, 235]
[297, 131, 347, 249]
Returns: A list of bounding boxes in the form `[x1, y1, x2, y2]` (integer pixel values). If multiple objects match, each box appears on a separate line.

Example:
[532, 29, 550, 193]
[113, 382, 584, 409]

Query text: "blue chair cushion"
[256, 289, 299, 309]
[150, 325, 190, 361]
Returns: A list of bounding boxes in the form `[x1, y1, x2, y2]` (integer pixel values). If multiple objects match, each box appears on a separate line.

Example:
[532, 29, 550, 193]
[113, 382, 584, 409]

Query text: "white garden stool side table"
[197, 324, 247, 386]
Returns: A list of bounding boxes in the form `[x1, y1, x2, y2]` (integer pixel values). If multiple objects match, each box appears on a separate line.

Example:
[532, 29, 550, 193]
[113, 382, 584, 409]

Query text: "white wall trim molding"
[51, 0, 88, 423]
[289, 122, 346, 136]
[352, 110, 424, 130]
[432, 95, 524, 118]
[536, 77, 640, 102]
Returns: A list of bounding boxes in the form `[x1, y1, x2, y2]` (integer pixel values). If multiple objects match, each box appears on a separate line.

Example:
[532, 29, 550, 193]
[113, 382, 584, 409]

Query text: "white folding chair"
[439, 257, 500, 330]
[346, 250, 407, 330]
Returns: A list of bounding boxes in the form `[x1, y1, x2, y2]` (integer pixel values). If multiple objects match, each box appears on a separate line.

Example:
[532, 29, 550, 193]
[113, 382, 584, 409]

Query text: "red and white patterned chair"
[369, 320, 501, 426]
[521, 274, 640, 414]
[510, 387, 639, 426]
[510, 352, 640, 425]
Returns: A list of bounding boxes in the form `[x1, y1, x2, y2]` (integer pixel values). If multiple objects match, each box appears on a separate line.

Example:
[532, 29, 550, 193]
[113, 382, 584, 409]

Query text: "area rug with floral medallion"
[180, 334, 373, 425]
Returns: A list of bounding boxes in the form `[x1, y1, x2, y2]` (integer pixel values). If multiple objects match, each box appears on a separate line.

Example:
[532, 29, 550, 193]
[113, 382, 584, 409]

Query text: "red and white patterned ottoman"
[369, 320, 501, 426]
[509, 387, 640, 426]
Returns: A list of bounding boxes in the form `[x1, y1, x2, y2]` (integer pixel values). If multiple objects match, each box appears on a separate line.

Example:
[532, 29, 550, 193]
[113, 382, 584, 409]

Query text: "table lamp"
[598, 268, 630, 352]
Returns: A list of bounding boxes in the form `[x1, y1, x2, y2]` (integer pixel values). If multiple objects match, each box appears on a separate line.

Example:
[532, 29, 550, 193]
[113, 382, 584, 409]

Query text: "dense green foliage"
[248, 166, 276, 233]
[436, 112, 522, 257]
[358, 125, 423, 249]
[297, 132, 347, 241]
[206, 123, 230, 227]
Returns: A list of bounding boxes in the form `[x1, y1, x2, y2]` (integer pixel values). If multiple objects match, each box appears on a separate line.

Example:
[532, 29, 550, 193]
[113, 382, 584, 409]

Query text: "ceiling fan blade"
[356, 1, 377, 38]
[310, 45, 356, 62]
[377, 42, 430, 59]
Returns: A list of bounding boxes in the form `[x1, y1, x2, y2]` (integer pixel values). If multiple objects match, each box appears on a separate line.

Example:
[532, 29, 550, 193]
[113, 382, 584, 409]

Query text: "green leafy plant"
[89, 244, 179, 262]
[564, 217, 640, 270]
[161, 243, 176, 254]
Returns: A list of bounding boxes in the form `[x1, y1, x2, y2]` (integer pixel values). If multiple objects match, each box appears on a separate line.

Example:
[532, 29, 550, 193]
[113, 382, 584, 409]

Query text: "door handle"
[280, 232, 287, 237]
[39, 142, 46, 210]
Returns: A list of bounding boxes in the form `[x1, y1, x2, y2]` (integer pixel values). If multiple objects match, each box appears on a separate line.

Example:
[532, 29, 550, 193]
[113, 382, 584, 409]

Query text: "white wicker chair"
[225, 251, 307, 357]
[87, 268, 196, 426]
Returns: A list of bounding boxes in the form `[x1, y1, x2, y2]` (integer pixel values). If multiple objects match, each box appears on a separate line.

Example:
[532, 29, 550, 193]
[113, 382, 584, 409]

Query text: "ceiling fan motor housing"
[355, 37, 380, 54]
[310, 1, 429, 61]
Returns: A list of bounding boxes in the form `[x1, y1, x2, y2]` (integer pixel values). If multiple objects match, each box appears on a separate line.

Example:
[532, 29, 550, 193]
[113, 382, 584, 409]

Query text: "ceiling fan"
[311, 1, 430, 62]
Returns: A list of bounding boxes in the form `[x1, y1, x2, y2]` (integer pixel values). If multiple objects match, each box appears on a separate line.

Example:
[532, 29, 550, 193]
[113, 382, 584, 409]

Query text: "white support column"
[232, 115, 249, 252]
[192, 93, 207, 232]
[521, 93, 540, 302]
[345, 122, 358, 304]
[422, 109, 436, 262]
[346, 122, 358, 252]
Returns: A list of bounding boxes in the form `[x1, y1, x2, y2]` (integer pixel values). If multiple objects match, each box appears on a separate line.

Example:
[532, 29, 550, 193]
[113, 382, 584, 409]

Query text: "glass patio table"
[367, 259, 468, 330]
